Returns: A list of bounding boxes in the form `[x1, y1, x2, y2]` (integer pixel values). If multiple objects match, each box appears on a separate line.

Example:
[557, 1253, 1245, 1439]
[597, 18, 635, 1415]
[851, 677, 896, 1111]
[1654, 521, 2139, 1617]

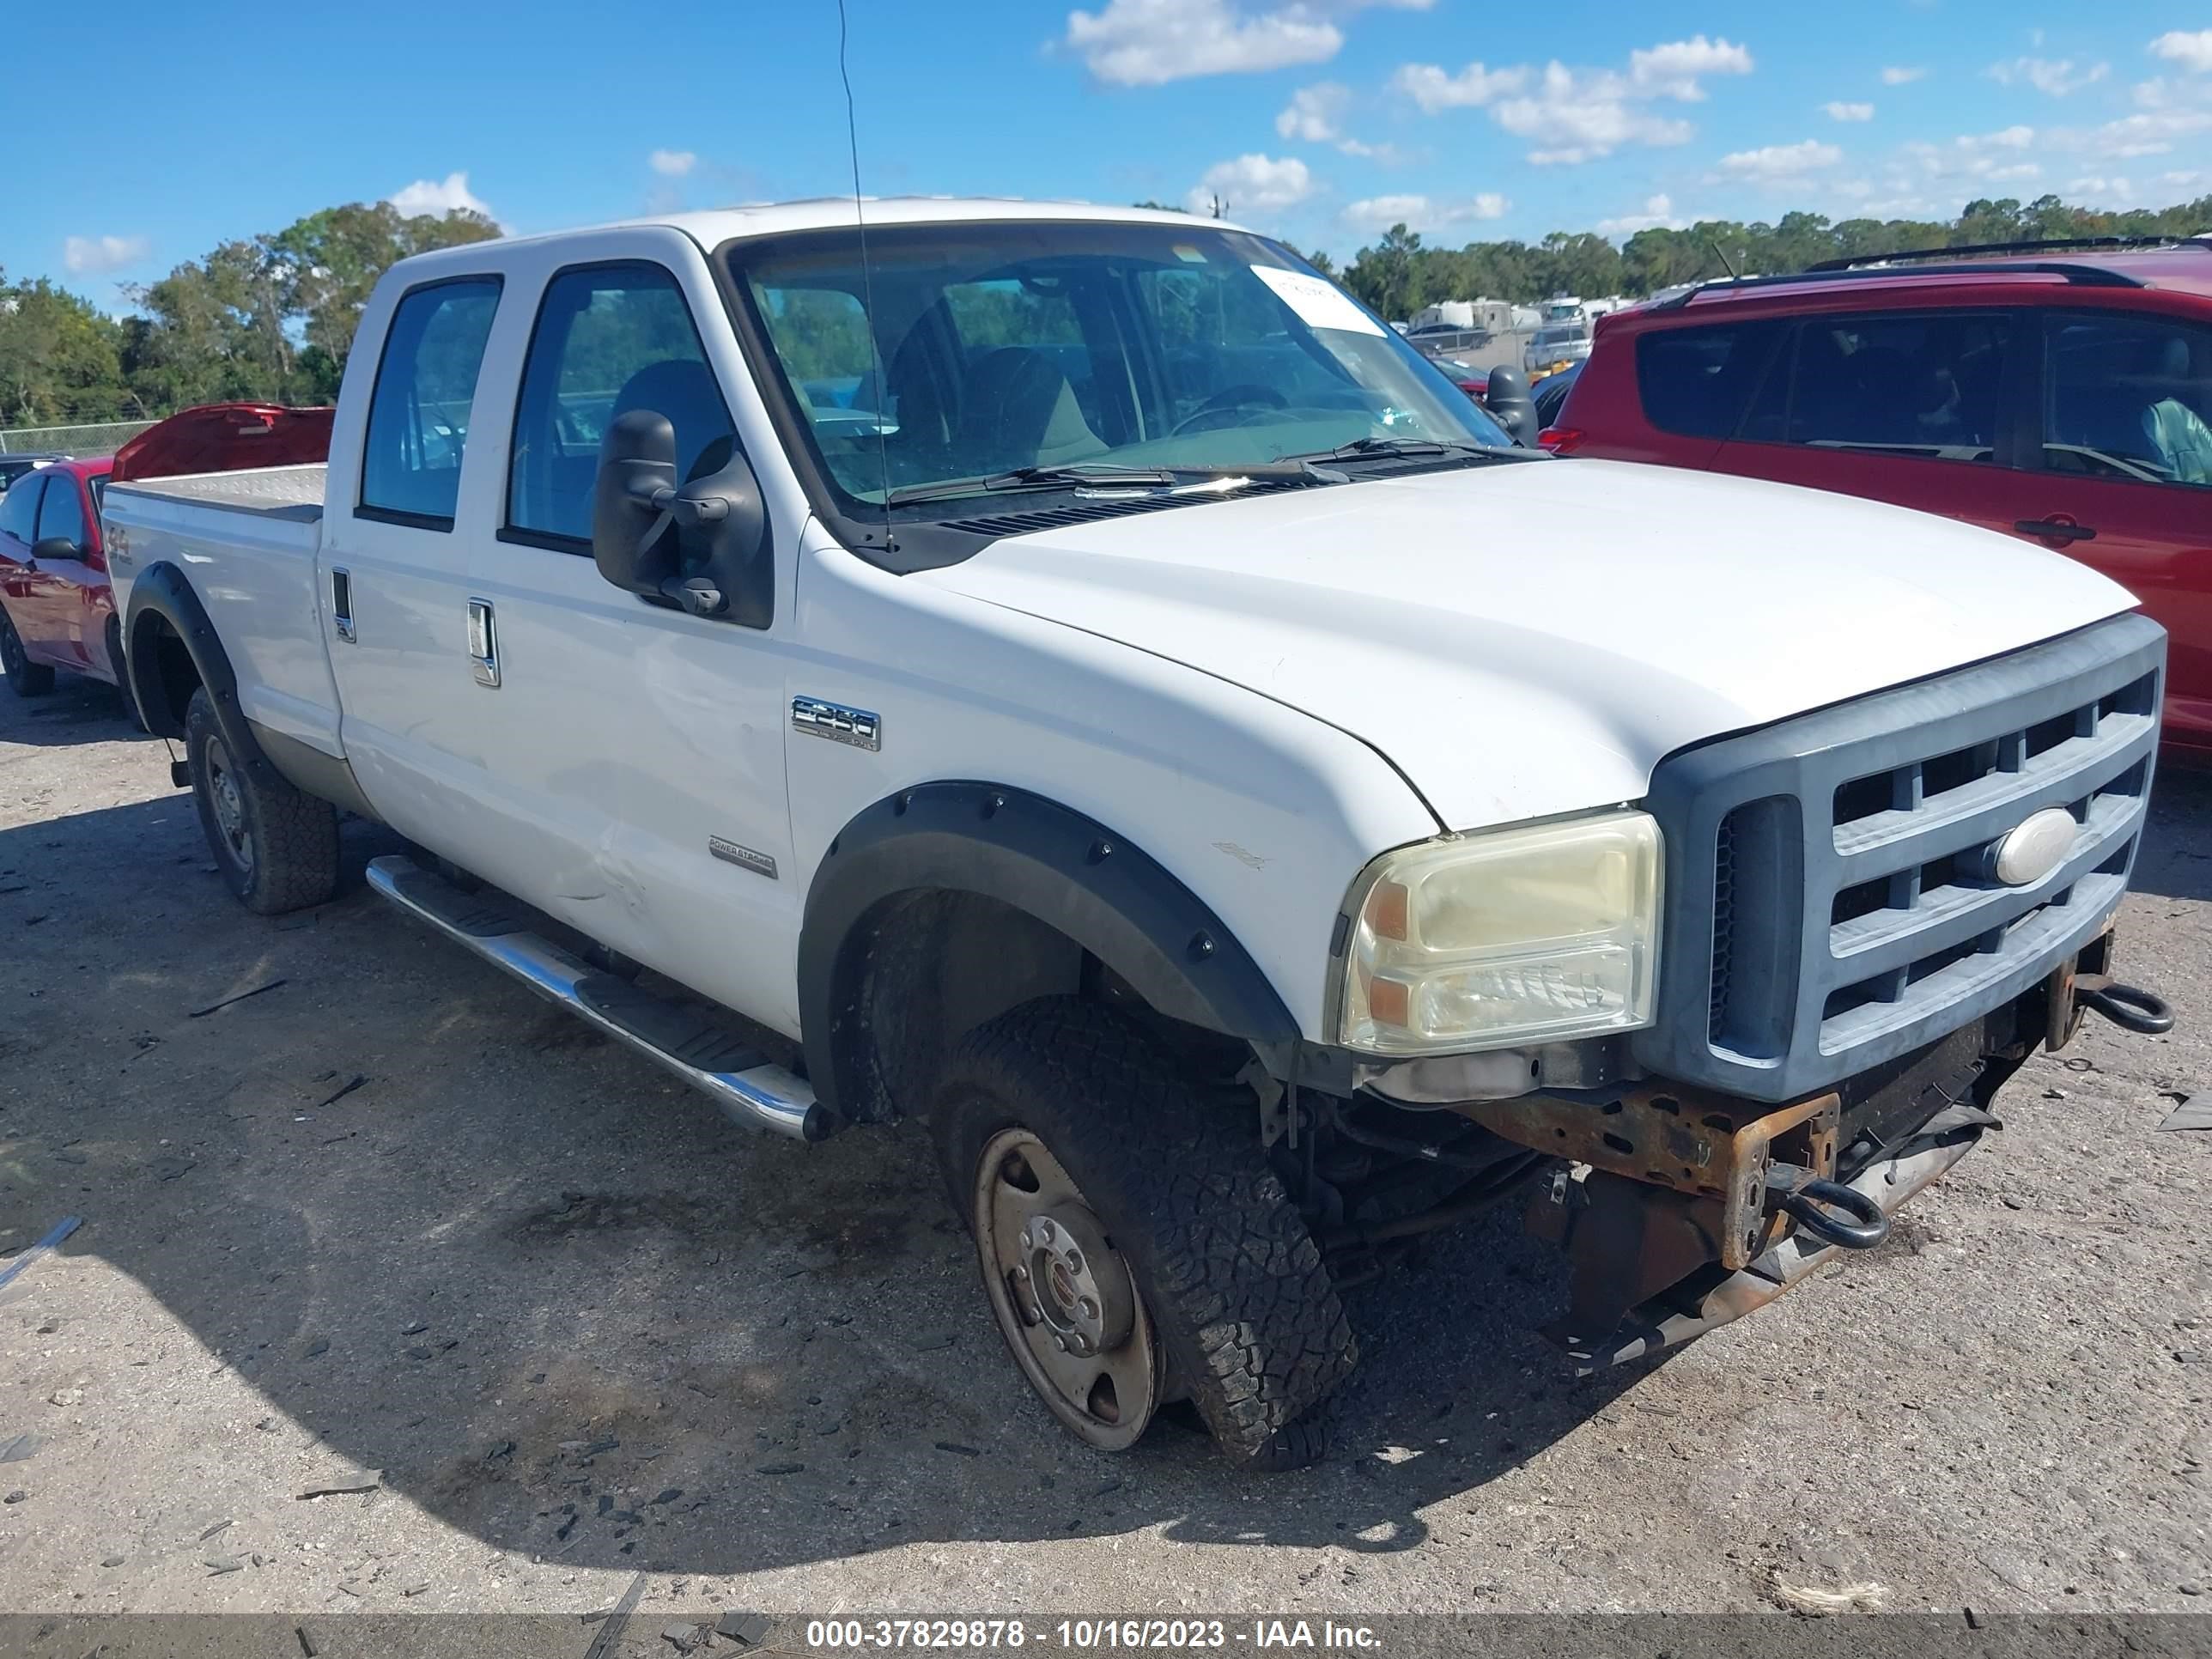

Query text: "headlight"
[1335, 810, 1662, 1056]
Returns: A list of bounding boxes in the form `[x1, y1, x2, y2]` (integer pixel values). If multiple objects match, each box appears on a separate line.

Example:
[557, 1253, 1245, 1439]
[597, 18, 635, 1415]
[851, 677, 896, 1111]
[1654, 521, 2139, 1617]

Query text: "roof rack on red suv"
[1805, 234, 2210, 271]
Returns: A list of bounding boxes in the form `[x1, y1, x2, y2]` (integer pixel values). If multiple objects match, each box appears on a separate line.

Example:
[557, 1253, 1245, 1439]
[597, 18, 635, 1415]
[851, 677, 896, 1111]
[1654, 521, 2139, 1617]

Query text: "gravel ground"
[0, 670, 2208, 1629]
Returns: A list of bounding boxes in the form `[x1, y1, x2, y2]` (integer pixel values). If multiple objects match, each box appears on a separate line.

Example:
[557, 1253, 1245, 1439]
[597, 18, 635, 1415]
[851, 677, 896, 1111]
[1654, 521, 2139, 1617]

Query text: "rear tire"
[0, 606, 54, 697]
[185, 687, 339, 915]
[931, 997, 1356, 1468]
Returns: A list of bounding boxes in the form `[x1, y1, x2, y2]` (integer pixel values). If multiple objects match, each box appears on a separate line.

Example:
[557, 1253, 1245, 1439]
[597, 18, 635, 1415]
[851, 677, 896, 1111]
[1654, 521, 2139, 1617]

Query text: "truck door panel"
[466, 252, 803, 1034]
[321, 275, 514, 867]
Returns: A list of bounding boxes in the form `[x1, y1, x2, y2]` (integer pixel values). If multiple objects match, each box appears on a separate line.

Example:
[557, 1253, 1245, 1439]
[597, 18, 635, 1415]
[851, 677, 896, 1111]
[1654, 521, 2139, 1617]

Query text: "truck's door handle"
[466, 597, 500, 689]
[2015, 517, 2097, 545]
[331, 567, 356, 643]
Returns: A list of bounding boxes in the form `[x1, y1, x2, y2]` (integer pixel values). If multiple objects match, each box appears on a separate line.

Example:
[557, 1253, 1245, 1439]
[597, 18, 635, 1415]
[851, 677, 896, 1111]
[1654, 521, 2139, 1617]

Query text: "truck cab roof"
[400, 197, 1244, 275]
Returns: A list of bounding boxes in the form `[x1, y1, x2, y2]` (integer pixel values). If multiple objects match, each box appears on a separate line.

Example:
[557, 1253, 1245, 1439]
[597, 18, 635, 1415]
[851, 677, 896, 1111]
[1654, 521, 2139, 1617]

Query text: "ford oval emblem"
[1990, 806, 2077, 887]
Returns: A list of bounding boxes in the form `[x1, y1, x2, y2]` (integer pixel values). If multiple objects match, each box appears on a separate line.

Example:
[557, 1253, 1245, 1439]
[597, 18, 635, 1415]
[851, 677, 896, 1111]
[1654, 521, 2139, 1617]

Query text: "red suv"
[1549, 238, 2212, 763]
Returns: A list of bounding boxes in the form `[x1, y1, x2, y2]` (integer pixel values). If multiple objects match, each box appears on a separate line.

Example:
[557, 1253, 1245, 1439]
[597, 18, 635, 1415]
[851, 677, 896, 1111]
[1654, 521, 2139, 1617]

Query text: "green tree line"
[1328, 193, 2212, 318]
[0, 200, 495, 428]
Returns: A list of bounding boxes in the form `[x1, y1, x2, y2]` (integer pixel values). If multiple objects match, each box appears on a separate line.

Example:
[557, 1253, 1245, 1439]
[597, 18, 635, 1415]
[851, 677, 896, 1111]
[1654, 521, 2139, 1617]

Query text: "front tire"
[185, 687, 339, 915]
[931, 998, 1357, 1468]
[0, 606, 53, 697]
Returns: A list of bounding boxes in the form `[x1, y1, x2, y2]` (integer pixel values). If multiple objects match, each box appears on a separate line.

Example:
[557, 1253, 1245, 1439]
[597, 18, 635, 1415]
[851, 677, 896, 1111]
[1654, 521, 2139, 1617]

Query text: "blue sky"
[10, 0, 2212, 311]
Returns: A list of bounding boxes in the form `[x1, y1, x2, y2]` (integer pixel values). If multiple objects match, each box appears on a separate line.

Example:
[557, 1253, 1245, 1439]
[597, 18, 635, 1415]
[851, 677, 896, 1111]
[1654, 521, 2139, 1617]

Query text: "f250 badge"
[791, 696, 881, 752]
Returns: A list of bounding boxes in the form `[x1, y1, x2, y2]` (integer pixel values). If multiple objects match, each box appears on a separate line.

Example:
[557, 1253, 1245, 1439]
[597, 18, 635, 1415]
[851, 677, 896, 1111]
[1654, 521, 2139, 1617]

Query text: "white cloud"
[1335, 136, 1410, 162]
[1717, 138, 1843, 179]
[1595, 192, 1682, 235]
[1278, 80, 1409, 158]
[1065, 0, 1429, 88]
[1987, 57, 2108, 95]
[1185, 153, 1315, 217]
[1277, 82, 1348, 140]
[1389, 60, 1527, 112]
[388, 171, 493, 219]
[1824, 100, 1875, 121]
[63, 234, 149, 276]
[2067, 174, 2137, 201]
[1881, 65, 1927, 85]
[1340, 191, 1507, 234]
[2071, 105, 2212, 158]
[2163, 167, 2204, 186]
[1966, 124, 2036, 149]
[1402, 38, 1753, 165]
[1626, 35, 1753, 99]
[2150, 29, 2212, 74]
[648, 149, 697, 177]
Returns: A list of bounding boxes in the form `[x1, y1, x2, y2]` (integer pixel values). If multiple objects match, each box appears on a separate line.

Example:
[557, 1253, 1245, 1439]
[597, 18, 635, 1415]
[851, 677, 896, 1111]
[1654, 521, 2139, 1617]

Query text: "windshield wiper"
[1291, 436, 1538, 465]
[885, 464, 1179, 505]
[884, 458, 1346, 507]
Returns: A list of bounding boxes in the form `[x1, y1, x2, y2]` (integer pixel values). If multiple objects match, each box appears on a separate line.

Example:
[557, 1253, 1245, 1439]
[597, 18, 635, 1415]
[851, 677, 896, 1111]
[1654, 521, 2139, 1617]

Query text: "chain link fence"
[0, 418, 159, 457]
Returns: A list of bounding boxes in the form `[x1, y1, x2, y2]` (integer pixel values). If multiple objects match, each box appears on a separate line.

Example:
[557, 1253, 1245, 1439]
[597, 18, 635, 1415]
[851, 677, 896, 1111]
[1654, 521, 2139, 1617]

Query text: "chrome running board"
[365, 854, 825, 1142]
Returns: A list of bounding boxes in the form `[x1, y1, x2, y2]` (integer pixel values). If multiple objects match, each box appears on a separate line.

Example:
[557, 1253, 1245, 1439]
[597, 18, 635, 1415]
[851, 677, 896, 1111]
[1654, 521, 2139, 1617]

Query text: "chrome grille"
[1640, 614, 2164, 1102]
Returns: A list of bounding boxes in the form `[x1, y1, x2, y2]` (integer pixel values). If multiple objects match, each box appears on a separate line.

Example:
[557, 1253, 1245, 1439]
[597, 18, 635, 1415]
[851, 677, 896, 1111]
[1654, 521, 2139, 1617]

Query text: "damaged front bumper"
[1455, 937, 2173, 1374]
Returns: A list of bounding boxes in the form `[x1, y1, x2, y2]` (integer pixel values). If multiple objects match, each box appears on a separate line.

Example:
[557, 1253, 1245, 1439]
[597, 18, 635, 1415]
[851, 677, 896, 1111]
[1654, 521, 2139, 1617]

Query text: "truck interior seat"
[957, 347, 1106, 470]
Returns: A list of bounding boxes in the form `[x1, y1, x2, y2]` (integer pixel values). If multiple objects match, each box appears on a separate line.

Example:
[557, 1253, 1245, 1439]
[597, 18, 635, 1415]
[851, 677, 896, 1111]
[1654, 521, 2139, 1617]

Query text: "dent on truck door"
[466, 257, 800, 1032]
[322, 276, 511, 862]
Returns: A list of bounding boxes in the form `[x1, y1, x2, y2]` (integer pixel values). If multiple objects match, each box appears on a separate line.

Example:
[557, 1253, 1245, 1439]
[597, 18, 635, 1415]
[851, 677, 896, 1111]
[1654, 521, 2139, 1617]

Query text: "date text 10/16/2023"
[803, 1620, 1384, 1650]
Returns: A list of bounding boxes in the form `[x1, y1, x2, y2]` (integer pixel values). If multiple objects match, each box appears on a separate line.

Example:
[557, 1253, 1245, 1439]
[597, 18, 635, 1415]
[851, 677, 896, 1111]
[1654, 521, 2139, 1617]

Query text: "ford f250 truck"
[100, 200, 2175, 1468]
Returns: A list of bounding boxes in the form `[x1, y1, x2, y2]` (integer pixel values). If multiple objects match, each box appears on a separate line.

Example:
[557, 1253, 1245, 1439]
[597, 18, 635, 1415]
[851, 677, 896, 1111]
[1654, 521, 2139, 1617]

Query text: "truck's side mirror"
[591, 410, 773, 629]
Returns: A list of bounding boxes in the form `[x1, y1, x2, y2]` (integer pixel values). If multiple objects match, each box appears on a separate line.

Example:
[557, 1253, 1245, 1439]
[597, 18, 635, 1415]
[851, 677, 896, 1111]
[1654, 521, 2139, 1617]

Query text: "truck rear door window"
[360, 277, 502, 529]
[1634, 320, 1784, 440]
[507, 264, 734, 548]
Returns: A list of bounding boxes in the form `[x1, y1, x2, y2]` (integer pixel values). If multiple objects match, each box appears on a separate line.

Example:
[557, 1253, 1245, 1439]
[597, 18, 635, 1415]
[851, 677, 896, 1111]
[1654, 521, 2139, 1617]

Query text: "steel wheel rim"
[204, 735, 253, 873]
[971, 1126, 1161, 1451]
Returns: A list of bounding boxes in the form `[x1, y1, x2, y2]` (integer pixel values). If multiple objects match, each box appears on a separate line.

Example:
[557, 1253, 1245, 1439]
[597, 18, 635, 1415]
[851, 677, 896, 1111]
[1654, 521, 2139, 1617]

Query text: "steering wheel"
[1172, 384, 1289, 436]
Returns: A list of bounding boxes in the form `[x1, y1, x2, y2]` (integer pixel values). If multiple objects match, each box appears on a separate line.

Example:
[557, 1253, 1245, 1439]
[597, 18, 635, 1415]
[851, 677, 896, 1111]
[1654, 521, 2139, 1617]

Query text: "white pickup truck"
[101, 199, 2173, 1468]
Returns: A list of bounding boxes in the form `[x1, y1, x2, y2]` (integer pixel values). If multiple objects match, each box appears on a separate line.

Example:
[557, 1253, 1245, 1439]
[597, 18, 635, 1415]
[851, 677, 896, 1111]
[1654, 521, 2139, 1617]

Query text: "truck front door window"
[359, 278, 501, 529]
[507, 264, 736, 548]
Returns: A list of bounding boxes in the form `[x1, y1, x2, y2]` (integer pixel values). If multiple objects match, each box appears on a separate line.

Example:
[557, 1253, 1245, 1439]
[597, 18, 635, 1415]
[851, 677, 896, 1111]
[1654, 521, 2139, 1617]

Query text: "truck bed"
[110, 462, 326, 522]
[101, 463, 339, 757]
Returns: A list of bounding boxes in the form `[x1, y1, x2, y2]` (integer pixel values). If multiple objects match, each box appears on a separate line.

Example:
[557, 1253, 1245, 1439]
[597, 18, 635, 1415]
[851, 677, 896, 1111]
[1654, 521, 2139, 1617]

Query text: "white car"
[100, 199, 2172, 1468]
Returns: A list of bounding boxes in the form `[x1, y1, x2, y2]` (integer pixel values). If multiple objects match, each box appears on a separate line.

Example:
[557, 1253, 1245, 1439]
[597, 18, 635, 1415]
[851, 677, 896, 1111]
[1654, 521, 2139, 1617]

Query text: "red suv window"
[1759, 312, 2018, 464]
[2045, 312, 2212, 488]
[1633, 320, 1784, 440]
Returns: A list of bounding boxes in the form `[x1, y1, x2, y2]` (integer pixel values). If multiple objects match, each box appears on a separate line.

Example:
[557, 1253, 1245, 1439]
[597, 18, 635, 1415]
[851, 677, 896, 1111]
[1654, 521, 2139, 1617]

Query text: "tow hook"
[1766, 1163, 1890, 1251]
[2074, 975, 2176, 1036]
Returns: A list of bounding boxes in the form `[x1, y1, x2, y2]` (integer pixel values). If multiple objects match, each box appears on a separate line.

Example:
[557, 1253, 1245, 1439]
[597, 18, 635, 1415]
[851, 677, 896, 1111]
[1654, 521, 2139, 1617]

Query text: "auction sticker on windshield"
[1250, 265, 1385, 337]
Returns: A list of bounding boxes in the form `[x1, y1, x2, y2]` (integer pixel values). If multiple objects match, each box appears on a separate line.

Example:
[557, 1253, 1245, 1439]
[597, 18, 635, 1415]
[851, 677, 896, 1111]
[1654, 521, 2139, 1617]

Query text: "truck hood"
[916, 459, 2139, 831]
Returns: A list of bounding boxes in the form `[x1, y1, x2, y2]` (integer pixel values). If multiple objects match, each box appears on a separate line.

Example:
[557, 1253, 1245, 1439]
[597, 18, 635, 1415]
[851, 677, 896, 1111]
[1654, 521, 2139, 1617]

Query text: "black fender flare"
[799, 781, 1300, 1121]
[123, 561, 278, 784]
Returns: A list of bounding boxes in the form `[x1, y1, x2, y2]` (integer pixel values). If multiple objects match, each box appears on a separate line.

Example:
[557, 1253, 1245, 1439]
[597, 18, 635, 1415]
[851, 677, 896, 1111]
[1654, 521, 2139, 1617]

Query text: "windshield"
[725, 221, 1510, 514]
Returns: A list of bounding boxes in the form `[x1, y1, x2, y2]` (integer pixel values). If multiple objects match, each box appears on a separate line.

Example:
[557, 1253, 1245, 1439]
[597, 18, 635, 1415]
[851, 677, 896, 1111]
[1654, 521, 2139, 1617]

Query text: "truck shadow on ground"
[0, 788, 1668, 1575]
[2132, 762, 2212, 905]
[0, 677, 146, 746]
